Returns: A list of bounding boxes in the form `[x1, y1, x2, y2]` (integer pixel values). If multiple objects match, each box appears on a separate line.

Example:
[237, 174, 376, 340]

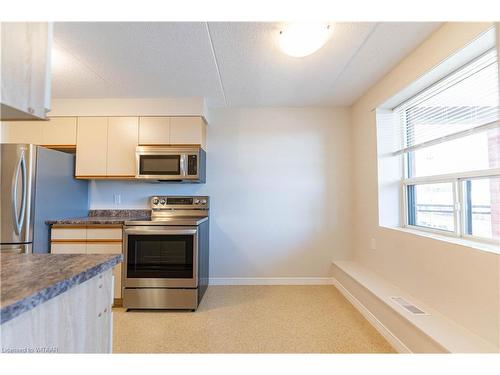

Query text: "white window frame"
[401, 164, 500, 245]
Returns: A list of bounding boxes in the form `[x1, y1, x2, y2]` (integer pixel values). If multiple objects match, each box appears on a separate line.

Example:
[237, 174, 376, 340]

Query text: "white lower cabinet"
[51, 243, 87, 255]
[86, 243, 123, 299]
[50, 226, 123, 299]
[0, 270, 113, 353]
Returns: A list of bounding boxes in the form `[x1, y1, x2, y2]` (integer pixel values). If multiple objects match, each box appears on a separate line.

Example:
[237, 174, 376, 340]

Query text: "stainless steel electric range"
[123, 196, 209, 310]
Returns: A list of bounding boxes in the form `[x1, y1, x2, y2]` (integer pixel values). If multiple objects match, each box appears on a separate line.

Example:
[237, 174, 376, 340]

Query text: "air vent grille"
[391, 296, 428, 315]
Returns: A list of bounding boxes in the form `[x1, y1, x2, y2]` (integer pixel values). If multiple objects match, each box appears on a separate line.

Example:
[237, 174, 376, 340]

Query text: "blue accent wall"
[33, 147, 88, 253]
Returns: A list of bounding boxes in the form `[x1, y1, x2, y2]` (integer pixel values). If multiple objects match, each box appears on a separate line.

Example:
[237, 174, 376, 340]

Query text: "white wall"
[49, 97, 206, 117]
[90, 107, 352, 279]
[350, 22, 500, 347]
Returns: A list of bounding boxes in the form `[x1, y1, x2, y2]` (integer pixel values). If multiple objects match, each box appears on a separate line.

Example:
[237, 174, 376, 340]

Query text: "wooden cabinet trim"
[86, 224, 123, 229]
[50, 239, 87, 244]
[51, 224, 123, 229]
[137, 143, 201, 147]
[75, 175, 136, 179]
[51, 225, 88, 229]
[42, 144, 76, 148]
[51, 239, 122, 244]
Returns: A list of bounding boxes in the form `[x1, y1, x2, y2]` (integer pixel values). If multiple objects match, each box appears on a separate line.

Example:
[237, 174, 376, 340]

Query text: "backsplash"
[89, 209, 151, 217]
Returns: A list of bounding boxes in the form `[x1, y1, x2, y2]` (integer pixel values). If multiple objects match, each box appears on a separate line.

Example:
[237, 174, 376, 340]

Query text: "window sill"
[381, 226, 500, 256]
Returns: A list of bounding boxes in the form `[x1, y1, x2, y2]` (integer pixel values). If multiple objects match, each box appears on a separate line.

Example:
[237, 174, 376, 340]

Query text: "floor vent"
[390, 296, 428, 315]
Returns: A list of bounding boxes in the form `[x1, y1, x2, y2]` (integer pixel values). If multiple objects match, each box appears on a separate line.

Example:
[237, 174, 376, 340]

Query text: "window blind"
[394, 49, 500, 155]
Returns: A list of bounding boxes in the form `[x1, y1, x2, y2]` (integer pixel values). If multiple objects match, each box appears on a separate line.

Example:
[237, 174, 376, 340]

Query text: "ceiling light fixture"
[278, 23, 332, 58]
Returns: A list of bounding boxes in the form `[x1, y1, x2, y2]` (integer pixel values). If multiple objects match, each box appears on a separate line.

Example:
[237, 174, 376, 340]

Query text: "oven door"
[124, 226, 198, 288]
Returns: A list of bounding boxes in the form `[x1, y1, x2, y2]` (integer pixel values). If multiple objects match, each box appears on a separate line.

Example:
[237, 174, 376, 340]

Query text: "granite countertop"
[0, 253, 122, 324]
[46, 216, 148, 225]
[46, 209, 150, 225]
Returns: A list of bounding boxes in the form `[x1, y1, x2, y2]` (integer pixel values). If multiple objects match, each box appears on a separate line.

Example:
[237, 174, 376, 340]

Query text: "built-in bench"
[332, 260, 498, 353]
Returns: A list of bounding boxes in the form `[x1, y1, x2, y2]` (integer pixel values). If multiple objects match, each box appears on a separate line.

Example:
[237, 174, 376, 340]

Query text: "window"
[395, 49, 500, 244]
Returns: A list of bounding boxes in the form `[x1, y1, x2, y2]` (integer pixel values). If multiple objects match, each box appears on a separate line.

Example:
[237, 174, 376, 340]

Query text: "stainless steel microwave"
[135, 146, 206, 182]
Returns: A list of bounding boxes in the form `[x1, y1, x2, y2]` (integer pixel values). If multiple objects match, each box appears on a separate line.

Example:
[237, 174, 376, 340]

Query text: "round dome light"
[278, 23, 332, 58]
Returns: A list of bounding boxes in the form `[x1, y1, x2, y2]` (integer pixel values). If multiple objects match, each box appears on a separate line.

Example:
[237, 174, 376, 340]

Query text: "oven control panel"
[151, 196, 209, 210]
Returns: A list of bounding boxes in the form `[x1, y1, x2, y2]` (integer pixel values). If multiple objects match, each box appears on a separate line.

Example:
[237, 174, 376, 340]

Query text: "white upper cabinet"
[0, 121, 43, 144]
[76, 116, 138, 178]
[138, 116, 207, 149]
[138, 117, 170, 145]
[170, 116, 206, 148]
[42, 117, 77, 146]
[0, 22, 52, 120]
[107, 117, 138, 176]
[76, 117, 108, 177]
[1, 117, 77, 146]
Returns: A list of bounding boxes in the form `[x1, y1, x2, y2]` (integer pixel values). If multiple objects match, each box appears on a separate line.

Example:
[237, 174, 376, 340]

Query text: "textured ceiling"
[52, 22, 442, 107]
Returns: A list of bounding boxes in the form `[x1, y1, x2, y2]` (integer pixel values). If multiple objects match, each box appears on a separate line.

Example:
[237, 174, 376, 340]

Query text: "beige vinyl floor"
[113, 285, 395, 353]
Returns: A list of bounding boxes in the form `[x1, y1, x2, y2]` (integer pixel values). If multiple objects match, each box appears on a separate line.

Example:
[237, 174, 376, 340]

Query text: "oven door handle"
[124, 227, 198, 235]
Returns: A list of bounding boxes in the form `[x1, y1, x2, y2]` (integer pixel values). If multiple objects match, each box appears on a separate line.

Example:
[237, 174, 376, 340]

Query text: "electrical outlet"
[114, 193, 121, 205]
[370, 238, 377, 250]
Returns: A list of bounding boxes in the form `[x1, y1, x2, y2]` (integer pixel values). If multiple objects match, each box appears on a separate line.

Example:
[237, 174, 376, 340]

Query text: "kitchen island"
[0, 253, 121, 353]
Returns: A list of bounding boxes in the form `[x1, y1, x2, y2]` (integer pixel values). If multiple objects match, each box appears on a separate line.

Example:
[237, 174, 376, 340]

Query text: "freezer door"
[0, 144, 35, 248]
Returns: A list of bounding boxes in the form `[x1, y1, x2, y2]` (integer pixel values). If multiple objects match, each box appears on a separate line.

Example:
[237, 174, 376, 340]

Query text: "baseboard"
[209, 277, 335, 285]
[332, 277, 411, 353]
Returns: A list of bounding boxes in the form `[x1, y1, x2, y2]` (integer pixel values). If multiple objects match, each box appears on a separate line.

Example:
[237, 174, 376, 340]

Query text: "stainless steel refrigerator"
[1, 144, 88, 254]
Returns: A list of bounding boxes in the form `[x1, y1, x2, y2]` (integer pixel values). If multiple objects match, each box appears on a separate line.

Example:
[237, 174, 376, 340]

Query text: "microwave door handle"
[180, 154, 187, 176]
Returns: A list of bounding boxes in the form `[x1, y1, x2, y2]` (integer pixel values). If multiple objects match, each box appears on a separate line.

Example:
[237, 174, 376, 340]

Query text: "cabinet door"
[86, 243, 123, 299]
[76, 117, 108, 177]
[169, 116, 206, 147]
[0, 23, 50, 120]
[0, 121, 43, 144]
[51, 243, 87, 254]
[0, 271, 113, 353]
[139, 117, 170, 145]
[107, 117, 138, 176]
[42, 117, 77, 146]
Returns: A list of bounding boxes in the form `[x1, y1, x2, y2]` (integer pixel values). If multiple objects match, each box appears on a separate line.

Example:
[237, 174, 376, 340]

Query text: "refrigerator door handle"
[11, 150, 27, 236]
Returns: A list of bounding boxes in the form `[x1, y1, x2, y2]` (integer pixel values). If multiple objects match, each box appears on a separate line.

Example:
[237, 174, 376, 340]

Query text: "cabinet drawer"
[86, 228, 123, 240]
[51, 228, 86, 241]
[51, 243, 86, 254]
[86, 243, 122, 254]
